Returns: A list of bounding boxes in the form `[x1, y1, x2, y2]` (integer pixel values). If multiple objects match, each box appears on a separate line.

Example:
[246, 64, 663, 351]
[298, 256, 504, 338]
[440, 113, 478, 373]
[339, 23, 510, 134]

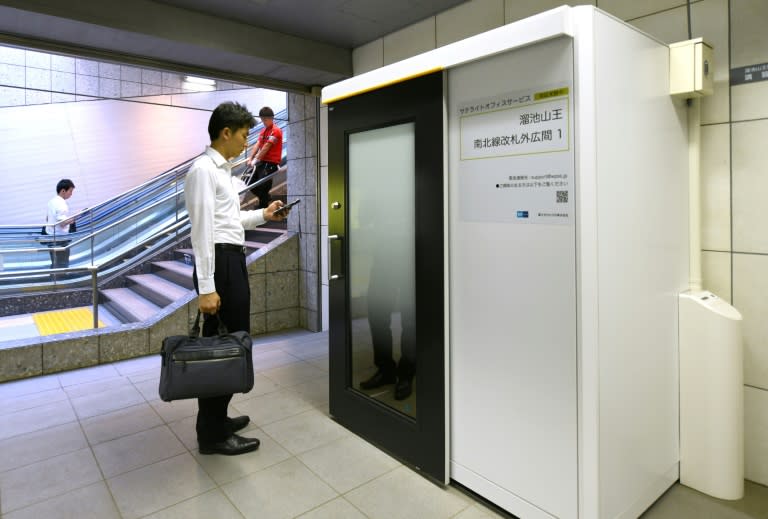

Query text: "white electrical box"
[670, 38, 714, 97]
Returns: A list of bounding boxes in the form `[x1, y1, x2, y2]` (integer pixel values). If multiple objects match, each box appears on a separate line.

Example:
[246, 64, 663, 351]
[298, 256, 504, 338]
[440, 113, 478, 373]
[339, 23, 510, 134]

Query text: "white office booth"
[323, 6, 690, 518]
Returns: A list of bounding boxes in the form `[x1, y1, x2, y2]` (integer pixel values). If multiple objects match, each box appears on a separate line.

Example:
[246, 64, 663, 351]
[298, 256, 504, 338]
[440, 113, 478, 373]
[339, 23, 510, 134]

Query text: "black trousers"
[192, 246, 250, 444]
[367, 261, 416, 380]
[48, 241, 70, 269]
[249, 162, 278, 209]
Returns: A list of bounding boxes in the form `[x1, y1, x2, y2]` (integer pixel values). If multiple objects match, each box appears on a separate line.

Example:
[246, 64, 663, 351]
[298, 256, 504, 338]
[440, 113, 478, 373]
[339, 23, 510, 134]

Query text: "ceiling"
[0, 0, 466, 91]
[153, 0, 467, 48]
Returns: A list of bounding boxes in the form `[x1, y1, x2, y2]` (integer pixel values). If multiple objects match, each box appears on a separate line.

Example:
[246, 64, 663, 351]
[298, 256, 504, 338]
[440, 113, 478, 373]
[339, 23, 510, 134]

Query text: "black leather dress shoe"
[360, 369, 396, 390]
[229, 415, 250, 432]
[199, 434, 260, 456]
[394, 378, 413, 400]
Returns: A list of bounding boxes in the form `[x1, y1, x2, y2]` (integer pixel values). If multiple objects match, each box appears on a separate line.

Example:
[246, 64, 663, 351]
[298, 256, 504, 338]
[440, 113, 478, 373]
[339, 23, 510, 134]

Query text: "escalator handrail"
[0, 109, 288, 231]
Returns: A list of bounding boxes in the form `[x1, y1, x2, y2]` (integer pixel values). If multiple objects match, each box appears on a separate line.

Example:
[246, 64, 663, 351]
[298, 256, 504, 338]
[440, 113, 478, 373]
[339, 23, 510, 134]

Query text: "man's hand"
[199, 292, 221, 314]
[264, 200, 288, 221]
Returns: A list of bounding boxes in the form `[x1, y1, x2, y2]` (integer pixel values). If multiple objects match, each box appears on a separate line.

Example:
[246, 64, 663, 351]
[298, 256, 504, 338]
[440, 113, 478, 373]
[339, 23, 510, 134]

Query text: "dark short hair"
[258, 106, 274, 118]
[56, 179, 75, 194]
[208, 102, 256, 141]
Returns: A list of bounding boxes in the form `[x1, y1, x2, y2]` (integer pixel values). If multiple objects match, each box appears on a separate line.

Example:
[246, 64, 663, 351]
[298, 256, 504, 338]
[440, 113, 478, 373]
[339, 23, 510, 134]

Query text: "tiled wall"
[286, 93, 321, 332]
[0, 44, 246, 107]
[344, 0, 768, 486]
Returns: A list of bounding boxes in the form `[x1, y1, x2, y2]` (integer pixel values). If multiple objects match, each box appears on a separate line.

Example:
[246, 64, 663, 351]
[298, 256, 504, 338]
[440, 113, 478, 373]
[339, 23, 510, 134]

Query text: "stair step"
[126, 273, 190, 307]
[152, 260, 194, 289]
[96, 304, 123, 326]
[102, 288, 162, 323]
[244, 240, 270, 250]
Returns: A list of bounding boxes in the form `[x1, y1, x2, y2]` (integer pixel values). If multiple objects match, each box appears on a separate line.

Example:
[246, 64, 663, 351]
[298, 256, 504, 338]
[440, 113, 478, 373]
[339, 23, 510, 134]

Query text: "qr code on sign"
[556, 190, 569, 203]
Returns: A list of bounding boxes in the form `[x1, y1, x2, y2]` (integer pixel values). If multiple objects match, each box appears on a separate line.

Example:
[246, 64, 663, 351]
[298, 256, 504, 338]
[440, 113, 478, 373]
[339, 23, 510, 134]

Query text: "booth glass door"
[327, 71, 446, 483]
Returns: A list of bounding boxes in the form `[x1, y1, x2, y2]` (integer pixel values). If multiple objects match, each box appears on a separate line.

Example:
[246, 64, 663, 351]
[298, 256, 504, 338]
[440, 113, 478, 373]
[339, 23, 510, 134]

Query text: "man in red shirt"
[246, 106, 283, 208]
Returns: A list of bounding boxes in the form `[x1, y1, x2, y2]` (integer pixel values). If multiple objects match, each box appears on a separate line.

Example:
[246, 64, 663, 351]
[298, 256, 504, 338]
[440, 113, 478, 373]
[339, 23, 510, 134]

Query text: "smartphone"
[273, 198, 300, 215]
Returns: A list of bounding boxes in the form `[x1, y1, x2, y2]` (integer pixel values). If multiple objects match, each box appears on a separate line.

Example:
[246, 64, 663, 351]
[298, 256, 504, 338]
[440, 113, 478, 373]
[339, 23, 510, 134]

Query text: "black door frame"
[327, 71, 446, 484]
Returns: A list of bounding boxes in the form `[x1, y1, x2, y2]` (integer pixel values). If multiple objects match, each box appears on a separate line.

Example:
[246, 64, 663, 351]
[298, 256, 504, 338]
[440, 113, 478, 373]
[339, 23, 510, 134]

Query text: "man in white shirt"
[185, 101, 289, 456]
[45, 179, 76, 269]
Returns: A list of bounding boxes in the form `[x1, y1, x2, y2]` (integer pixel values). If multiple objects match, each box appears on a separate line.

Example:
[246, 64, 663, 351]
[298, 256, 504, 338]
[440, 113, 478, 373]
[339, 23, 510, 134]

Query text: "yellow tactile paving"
[33, 307, 105, 336]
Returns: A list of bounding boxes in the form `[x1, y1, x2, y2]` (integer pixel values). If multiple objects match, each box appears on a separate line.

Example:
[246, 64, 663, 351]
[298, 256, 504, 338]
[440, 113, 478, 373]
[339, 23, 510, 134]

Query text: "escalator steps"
[33, 307, 105, 336]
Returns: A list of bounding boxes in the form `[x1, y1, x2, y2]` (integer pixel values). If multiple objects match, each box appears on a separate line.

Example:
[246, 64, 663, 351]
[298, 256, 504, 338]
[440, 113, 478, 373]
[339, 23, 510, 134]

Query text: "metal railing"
[0, 169, 285, 330]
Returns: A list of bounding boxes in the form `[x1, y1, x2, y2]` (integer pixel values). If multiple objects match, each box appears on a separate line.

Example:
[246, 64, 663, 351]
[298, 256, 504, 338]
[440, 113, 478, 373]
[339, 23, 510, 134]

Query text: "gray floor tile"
[452, 504, 505, 518]
[80, 402, 164, 445]
[58, 364, 120, 387]
[0, 387, 68, 414]
[288, 378, 329, 409]
[70, 384, 144, 419]
[262, 409, 349, 455]
[346, 466, 467, 519]
[63, 375, 132, 399]
[307, 355, 329, 372]
[0, 373, 61, 398]
[298, 435, 400, 494]
[93, 424, 187, 478]
[3, 481, 121, 519]
[251, 349, 303, 372]
[0, 448, 102, 514]
[192, 428, 292, 485]
[142, 489, 245, 519]
[261, 361, 327, 387]
[232, 388, 314, 426]
[107, 452, 216, 519]
[279, 340, 329, 360]
[113, 354, 160, 376]
[641, 482, 768, 519]
[0, 422, 88, 473]
[231, 373, 281, 403]
[133, 376, 161, 401]
[221, 458, 337, 519]
[150, 397, 199, 423]
[168, 416, 199, 450]
[298, 497, 367, 519]
[128, 368, 162, 383]
[0, 399, 77, 441]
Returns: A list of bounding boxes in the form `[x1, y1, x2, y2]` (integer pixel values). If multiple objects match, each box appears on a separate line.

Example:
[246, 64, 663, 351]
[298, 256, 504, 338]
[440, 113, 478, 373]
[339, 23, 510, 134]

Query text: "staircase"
[100, 222, 286, 325]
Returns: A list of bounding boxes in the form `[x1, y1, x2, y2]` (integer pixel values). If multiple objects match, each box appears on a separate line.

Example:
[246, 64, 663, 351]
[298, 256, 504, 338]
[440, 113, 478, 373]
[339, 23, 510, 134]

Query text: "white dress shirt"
[185, 146, 266, 295]
[45, 195, 70, 236]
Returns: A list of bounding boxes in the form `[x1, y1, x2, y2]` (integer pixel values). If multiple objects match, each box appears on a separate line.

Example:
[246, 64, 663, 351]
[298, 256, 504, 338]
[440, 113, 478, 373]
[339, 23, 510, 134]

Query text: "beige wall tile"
[352, 39, 384, 76]
[701, 251, 731, 302]
[437, 0, 504, 47]
[731, 0, 768, 68]
[732, 253, 768, 389]
[732, 81, 768, 122]
[701, 123, 731, 251]
[692, 0, 730, 124]
[599, 0, 690, 21]
[504, 0, 594, 24]
[745, 386, 768, 486]
[383, 17, 436, 66]
[732, 119, 768, 253]
[629, 5, 688, 43]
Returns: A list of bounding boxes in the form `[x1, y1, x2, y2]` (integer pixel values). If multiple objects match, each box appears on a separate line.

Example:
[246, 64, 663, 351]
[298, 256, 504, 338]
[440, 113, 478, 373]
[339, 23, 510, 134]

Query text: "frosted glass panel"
[349, 122, 417, 417]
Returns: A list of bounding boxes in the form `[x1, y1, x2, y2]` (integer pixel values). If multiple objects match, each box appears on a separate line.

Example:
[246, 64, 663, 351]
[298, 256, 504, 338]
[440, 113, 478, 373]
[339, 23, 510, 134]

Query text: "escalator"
[0, 108, 289, 294]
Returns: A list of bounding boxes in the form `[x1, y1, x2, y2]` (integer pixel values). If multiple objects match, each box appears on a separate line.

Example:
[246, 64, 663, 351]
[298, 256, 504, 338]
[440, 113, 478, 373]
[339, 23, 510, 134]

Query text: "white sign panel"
[458, 86, 574, 224]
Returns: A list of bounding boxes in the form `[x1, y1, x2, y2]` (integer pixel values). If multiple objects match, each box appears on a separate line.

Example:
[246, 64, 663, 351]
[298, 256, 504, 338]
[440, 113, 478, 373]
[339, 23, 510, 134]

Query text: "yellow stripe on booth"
[33, 308, 104, 336]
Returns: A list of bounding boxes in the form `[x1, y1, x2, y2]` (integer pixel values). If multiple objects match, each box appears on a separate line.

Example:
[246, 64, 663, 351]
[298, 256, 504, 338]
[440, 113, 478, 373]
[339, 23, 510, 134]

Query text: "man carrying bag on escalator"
[245, 106, 282, 209]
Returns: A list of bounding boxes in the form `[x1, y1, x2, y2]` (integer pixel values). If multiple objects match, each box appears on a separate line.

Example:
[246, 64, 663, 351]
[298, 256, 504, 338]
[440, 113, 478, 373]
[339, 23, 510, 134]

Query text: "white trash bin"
[679, 290, 743, 500]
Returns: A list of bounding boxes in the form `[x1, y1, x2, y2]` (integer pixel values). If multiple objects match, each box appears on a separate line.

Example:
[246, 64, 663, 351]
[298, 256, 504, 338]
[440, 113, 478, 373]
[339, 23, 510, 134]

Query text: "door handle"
[327, 234, 343, 281]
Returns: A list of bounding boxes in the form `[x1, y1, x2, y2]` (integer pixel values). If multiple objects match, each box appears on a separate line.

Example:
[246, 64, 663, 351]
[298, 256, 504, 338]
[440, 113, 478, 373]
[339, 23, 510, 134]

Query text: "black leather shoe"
[360, 369, 396, 390]
[394, 378, 413, 400]
[199, 434, 260, 456]
[229, 415, 250, 432]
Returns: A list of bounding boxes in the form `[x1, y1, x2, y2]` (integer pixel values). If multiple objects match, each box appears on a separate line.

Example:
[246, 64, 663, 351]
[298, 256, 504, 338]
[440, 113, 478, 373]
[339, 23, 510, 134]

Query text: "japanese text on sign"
[460, 90, 569, 160]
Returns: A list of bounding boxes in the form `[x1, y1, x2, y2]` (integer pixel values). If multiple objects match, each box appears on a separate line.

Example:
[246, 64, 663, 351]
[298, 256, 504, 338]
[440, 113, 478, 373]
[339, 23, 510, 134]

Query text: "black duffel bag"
[159, 311, 254, 401]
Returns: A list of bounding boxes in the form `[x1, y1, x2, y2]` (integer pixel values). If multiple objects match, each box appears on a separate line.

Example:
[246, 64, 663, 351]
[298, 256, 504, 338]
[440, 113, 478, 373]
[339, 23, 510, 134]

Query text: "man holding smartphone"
[185, 101, 290, 456]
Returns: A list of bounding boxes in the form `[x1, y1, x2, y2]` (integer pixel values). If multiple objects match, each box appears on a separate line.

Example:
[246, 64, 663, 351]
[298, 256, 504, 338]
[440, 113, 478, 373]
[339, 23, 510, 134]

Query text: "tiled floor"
[1, 329, 767, 519]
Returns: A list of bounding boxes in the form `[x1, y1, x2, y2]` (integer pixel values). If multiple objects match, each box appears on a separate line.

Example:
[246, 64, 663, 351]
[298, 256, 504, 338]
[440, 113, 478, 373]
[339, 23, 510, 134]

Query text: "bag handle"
[190, 310, 229, 338]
